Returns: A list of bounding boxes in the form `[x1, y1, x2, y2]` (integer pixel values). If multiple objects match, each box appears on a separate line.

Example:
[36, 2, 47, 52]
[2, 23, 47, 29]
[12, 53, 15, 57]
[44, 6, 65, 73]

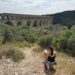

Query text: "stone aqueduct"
[0, 13, 53, 30]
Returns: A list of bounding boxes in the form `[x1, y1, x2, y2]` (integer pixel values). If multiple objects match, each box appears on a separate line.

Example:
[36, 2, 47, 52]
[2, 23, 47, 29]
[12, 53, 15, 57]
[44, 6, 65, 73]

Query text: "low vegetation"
[38, 35, 53, 48]
[5, 48, 25, 62]
[0, 21, 75, 75]
[32, 44, 44, 52]
[0, 46, 25, 62]
[0, 21, 75, 61]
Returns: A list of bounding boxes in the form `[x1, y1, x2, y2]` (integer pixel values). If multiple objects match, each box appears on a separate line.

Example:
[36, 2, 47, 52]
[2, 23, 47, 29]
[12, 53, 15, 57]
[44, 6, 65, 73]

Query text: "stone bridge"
[0, 13, 53, 30]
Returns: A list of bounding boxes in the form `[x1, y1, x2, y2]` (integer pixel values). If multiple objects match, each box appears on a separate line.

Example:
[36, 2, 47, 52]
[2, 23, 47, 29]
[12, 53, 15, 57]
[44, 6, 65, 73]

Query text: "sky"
[0, 0, 75, 15]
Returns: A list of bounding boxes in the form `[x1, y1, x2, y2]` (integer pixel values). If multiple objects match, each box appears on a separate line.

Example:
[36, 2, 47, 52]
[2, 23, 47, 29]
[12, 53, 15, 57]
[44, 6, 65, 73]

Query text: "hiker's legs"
[45, 61, 49, 70]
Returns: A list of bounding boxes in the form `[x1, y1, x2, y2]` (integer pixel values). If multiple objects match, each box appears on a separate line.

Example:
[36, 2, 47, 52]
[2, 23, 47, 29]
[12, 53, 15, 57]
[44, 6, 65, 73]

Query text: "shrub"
[19, 30, 36, 43]
[32, 44, 44, 52]
[53, 37, 68, 51]
[53, 29, 75, 56]
[5, 48, 25, 62]
[71, 25, 75, 33]
[5, 21, 13, 26]
[17, 21, 22, 26]
[53, 30, 71, 49]
[2, 27, 13, 44]
[68, 35, 75, 56]
[38, 35, 53, 48]
[0, 48, 7, 59]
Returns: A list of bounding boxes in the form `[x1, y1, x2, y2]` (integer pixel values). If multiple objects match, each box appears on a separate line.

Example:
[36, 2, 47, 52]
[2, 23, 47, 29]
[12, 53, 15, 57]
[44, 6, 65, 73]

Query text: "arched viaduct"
[0, 13, 53, 30]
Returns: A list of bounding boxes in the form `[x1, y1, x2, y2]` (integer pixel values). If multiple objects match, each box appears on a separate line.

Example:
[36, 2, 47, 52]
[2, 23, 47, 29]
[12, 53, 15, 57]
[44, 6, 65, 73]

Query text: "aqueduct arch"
[0, 13, 53, 30]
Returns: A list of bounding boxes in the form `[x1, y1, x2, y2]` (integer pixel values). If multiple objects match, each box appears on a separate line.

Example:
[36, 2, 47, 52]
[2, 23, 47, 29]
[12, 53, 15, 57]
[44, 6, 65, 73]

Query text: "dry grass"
[32, 44, 75, 75]
[6, 41, 32, 48]
[32, 44, 44, 52]
[0, 44, 11, 58]
[54, 52, 75, 75]
[0, 43, 75, 75]
[0, 43, 26, 62]
[5, 47, 25, 62]
[0, 41, 34, 62]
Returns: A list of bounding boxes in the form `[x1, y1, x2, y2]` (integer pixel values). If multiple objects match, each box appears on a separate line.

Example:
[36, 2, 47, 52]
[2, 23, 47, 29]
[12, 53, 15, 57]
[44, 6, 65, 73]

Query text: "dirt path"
[22, 48, 45, 75]
[0, 47, 75, 75]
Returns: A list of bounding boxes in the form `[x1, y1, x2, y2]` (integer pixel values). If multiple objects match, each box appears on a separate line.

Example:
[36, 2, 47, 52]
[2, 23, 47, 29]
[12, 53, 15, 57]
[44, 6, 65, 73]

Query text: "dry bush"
[32, 44, 44, 52]
[0, 45, 25, 62]
[5, 48, 25, 62]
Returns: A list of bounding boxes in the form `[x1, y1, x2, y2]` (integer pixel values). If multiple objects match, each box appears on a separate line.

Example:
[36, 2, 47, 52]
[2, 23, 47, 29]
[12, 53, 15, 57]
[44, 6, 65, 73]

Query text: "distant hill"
[47, 10, 75, 28]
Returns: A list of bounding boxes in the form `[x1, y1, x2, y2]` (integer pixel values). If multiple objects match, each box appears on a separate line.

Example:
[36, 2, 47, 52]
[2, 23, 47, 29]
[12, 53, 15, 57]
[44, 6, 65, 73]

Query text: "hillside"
[47, 10, 75, 28]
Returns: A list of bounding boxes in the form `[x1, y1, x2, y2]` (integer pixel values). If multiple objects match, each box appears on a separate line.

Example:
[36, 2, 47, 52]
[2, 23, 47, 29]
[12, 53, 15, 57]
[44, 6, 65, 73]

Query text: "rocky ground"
[0, 47, 75, 75]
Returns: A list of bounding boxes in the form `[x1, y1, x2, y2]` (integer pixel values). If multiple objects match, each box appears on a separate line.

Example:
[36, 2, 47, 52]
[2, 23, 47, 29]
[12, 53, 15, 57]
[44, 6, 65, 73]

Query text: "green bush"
[68, 34, 75, 56]
[53, 29, 75, 56]
[2, 27, 13, 44]
[17, 21, 22, 26]
[53, 30, 72, 49]
[38, 35, 53, 48]
[5, 48, 25, 62]
[5, 21, 13, 26]
[71, 25, 75, 33]
[0, 21, 75, 57]
[53, 37, 68, 51]
[19, 30, 36, 43]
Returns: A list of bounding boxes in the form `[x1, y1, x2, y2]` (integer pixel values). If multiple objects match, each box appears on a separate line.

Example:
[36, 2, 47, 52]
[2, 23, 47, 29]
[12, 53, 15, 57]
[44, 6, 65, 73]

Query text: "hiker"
[44, 46, 57, 70]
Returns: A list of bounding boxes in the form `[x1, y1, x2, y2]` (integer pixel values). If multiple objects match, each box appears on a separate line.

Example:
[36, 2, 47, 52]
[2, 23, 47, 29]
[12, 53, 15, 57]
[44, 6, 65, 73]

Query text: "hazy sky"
[0, 0, 75, 15]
